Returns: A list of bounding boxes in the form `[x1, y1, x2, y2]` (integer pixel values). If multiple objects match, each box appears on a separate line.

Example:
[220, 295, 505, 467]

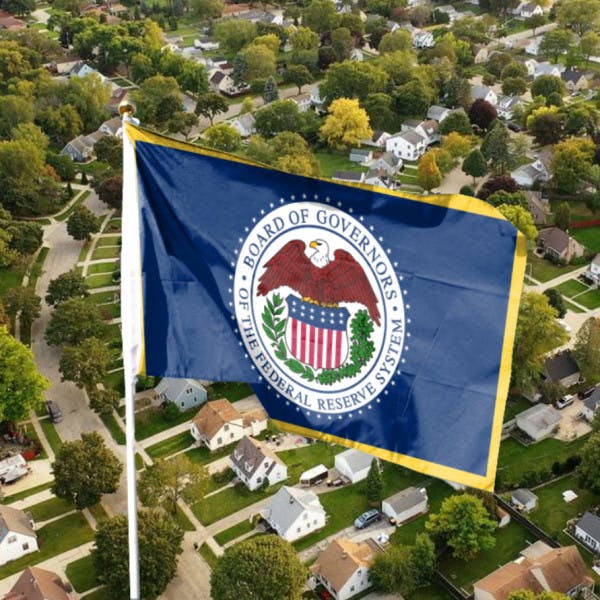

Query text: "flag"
[122, 125, 526, 491]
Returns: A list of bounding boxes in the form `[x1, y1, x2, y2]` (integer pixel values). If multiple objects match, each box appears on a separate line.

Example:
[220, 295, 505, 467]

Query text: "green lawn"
[497, 436, 589, 487]
[565, 298, 586, 313]
[3, 481, 53, 504]
[135, 406, 197, 440]
[86, 272, 117, 288]
[66, 554, 98, 593]
[571, 227, 600, 254]
[87, 262, 117, 275]
[528, 253, 582, 283]
[503, 396, 531, 422]
[103, 369, 124, 395]
[555, 279, 589, 298]
[185, 441, 241, 467]
[99, 302, 121, 320]
[0, 513, 94, 579]
[529, 473, 599, 539]
[91, 246, 120, 260]
[208, 381, 253, 402]
[88, 502, 109, 523]
[0, 264, 26, 296]
[146, 431, 193, 459]
[88, 290, 118, 304]
[413, 584, 453, 600]
[55, 191, 91, 222]
[214, 520, 256, 545]
[96, 235, 121, 247]
[575, 289, 600, 309]
[40, 418, 63, 454]
[100, 411, 125, 445]
[28, 497, 74, 522]
[315, 152, 366, 178]
[81, 588, 108, 600]
[104, 219, 122, 233]
[277, 442, 345, 483]
[78, 241, 93, 262]
[175, 505, 196, 531]
[198, 543, 218, 569]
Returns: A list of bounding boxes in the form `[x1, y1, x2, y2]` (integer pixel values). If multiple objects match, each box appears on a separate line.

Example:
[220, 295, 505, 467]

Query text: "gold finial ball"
[118, 99, 137, 117]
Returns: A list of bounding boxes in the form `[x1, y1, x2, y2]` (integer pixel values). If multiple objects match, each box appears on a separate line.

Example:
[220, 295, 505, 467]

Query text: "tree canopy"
[45, 297, 106, 346]
[320, 97, 372, 151]
[46, 270, 89, 306]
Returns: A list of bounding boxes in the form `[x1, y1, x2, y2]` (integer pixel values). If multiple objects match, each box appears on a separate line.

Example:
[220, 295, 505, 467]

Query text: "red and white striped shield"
[284, 295, 350, 370]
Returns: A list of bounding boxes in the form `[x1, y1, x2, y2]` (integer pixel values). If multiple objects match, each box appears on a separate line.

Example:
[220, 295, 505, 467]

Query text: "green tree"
[132, 75, 183, 127]
[204, 123, 242, 152]
[37, 104, 83, 146]
[195, 92, 228, 126]
[497, 204, 538, 240]
[45, 297, 106, 346]
[445, 76, 473, 109]
[481, 122, 510, 173]
[557, 0, 600, 36]
[5, 221, 42, 256]
[426, 494, 496, 560]
[88, 387, 120, 416]
[578, 432, 600, 494]
[462, 148, 488, 183]
[528, 107, 564, 145]
[531, 75, 566, 100]
[255, 99, 303, 138]
[525, 13, 546, 35]
[512, 292, 569, 390]
[508, 591, 569, 600]
[282, 65, 313, 94]
[417, 151, 442, 192]
[581, 31, 600, 64]
[550, 137, 595, 194]
[502, 76, 527, 96]
[138, 454, 209, 515]
[191, 0, 223, 19]
[303, 0, 339, 33]
[379, 29, 412, 53]
[167, 111, 198, 140]
[320, 97, 372, 151]
[0, 326, 48, 421]
[366, 458, 383, 503]
[214, 19, 257, 53]
[393, 78, 434, 119]
[59, 337, 110, 389]
[94, 509, 184, 600]
[3, 286, 40, 335]
[439, 109, 472, 135]
[543, 289, 567, 319]
[97, 175, 123, 210]
[211, 535, 306, 600]
[331, 27, 354, 61]
[63, 74, 110, 131]
[0, 95, 34, 139]
[573, 317, 600, 381]
[289, 26, 319, 52]
[362, 93, 395, 131]
[539, 29, 575, 62]
[52, 432, 122, 509]
[66, 205, 100, 241]
[238, 44, 276, 82]
[554, 202, 571, 231]
[321, 61, 388, 104]
[93, 136, 122, 170]
[263, 76, 279, 104]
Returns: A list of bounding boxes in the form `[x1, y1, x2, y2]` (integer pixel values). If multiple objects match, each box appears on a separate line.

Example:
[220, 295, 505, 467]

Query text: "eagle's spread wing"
[321, 250, 380, 325]
[257, 240, 314, 298]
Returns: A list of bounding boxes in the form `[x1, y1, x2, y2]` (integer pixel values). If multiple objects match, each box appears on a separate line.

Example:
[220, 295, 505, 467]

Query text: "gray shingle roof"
[384, 486, 427, 513]
[0, 506, 34, 542]
[577, 511, 600, 542]
[516, 404, 562, 435]
[544, 350, 579, 382]
[230, 436, 284, 479]
[264, 486, 325, 532]
[584, 387, 600, 412]
[155, 377, 203, 400]
[332, 171, 363, 182]
[512, 488, 538, 505]
[337, 449, 373, 474]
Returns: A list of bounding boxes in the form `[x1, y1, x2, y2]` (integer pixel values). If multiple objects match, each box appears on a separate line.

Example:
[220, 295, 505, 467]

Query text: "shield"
[285, 295, 350, 370]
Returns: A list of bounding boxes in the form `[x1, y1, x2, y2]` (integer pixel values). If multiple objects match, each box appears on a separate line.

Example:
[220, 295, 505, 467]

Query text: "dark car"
[46, 400, 63, 424]
[579, 386, 597, 399]
[507, 121, 523, 132]
[354, 508, 381, 529]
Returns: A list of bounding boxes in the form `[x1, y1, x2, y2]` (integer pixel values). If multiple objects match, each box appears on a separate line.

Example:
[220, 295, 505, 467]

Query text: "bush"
[460, 185, 475, 196]
[163, 402, 181, 422]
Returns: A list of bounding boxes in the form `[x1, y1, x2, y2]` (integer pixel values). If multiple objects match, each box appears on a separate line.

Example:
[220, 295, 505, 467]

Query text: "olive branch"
[261, 293, 375, 385]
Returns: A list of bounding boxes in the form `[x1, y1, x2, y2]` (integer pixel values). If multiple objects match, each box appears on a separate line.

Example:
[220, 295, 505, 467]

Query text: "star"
[309, 314, 314, 320]
[260, 209, 265, 215]
[314, 194, 319, 199]
[337, 201, 342, 207]
[230, 261, 234, 267]
[234, 249, 238, 255]
[279, 198, 285, 203]
[393, 262, 398, 267]
[321, 318, 325, 323]
[244, 227, 249, 232]
[251, 217, 256, 223]
[348, 413, 352, 418]
[378, 236, 383, 242]
[407, 318, 411, 324]
[405, 346, 409, 351]
[386, 248, 391, 254]
[391, 381, 396, 386]
[238, 238, 243, 243]
[384, 390, 389, 395]
[325, 197, 331, 203]
[228, 274, 233, 280]
[401, 358, 406, 363]
[369, 225, 374, 231]
[269, 202, 274, 208]
[228, 288, 232, 293]
[407, 332, 411, 338]
[348, 207, 354, 213]
[316, 414, 321, 418]
[238, 341, 242, 346]
[291, 194, 296, 200]
[368, 405, 372, 410]
[359, 216, 364, 221]
[302, 193, 307, 199]
[403, 290, 408, 295]
[328, 415, 332, 420]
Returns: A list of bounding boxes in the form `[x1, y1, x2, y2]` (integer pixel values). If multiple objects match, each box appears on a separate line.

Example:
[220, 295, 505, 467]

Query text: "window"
[217, 437, 222, 445]
[303, 513, 308, 520]
[181, 402, 184, 407]
[350, 586, 355, 592]
[22, 543, 29, 551]
[257, 477, 262, 483]
[7, 535, 16, 544]
[230, 433, 234, 438]
[297, 527, 301, 533]
[224, 424, 229, 431]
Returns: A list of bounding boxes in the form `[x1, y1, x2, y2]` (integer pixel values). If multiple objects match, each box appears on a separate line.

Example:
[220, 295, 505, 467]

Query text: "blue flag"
[122, 125, 526, 490]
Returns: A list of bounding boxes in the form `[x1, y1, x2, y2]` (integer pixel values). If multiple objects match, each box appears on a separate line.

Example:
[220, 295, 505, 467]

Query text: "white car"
[555, 394, 575, 410]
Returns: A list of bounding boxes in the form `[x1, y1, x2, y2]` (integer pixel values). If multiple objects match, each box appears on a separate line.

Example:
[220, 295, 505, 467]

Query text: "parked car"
[579, 386, 597, 399]
[46, 400, 63, 423]
[555, 394, 575, 410]
[326, 477, 344, 487]
[354, 508, 381, 529]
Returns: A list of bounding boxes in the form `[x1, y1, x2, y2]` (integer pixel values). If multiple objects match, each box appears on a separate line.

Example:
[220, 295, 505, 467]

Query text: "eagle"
[257, 239, 381, 326]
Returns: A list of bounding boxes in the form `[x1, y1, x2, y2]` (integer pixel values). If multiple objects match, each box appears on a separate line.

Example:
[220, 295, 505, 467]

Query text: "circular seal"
[234, 201, 405, 415]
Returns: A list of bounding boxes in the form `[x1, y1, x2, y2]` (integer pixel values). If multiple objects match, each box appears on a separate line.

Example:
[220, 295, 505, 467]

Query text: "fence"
[433, 571, 473, 600]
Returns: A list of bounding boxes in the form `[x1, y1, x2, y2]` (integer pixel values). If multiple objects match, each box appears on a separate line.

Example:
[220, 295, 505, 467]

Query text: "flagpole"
[119, 100, 141, 600]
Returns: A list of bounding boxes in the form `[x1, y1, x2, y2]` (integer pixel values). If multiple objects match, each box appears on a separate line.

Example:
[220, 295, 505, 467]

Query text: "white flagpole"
[119, 102, 142, 600]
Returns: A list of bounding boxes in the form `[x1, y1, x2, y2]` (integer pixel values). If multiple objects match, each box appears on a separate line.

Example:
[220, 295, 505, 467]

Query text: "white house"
[363, 170, 389, 189]
[0, 506, 37, 566]
[369, 152, 402, 176]
[516, 404, 562, 442]
[190, 398, 267, 451]
[496, 95, 523, 120]
[5, 566, 73, 600]
[362, 130, 391, 149]
[532, 61, 565, 79]
[473, 44, 488, 64]
[574, 512, 600, 553]
[332, 171, 365, 184]
[155, 378, 207, 412]
[386, 130, 426, 161]
[435, 4, 460, 22]
[471, 84, 498, 106]
[582, 388, 600, 421]
[525, 36, 542, 56]
[382, 487, 428, 524]
[231, 113, 256, 138]
[511, 157, 550, 188]
[349, 148, 373, 164]
[511, 488, 538, 512]
[261, 486, 327, 542]
[290, 92, 312, 112]
[513, 1, 544, 18]
[427, 105, 451, 122]
[586, 254, 600, 284]
[194, 37, 219, 51]
[229, 436, 287, 491]
[70, 61, 102, 79]
[310, 538, 380, 600]
[413, 29, 435, 49]
[60, 133, 100, 162]
[98, 116, 122, 137]
[208, 69, 235, 94]
[335, 449, 375, 484]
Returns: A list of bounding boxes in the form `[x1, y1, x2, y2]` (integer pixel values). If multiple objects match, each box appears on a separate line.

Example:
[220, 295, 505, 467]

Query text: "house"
[362, 130, 391, 149]
[230, 113, 256, 138]
[48, 56, 83, 75]
[497, 507, 511, 528]
[332, 171, 365, 184]
[381, 487, 428, 524]
[525, 36, 542, 56]
[369, 152, 402, 176]
[582, 387, 600, 421]
[586, 254, 600, 284]
[0, 506, 37, 566]
[99, 116, 122, 137]
[290, 93, 312, 112]
[208, 69, 235, 94]
[5, 566, 72, 600]
[533, 61, 565, 79]
[0, 11, 25, 30]
[495, 95, 523, 120]
[334, 449, 374, 483]
[194, 37, 220, 51]
[261, 486, 327, 542]
[471, 84, 498, 106]
[544, 350, 581, 387]
[537, 227, 586, 263]
[413, 29, 435, 49]
[349, 148, 373, 164]
[515, 404, 562, 441]
[511, 488, 538, 512]
[363, 169, 389, 189]
[473, 44, 488, 64]
[524, 191, 551, 225]
[385, 19, 402, 32]
[190, 398, 267, 451]
[155, 377, 207, 412]
[60, 135, 96, 162]
[435, 4, 461, 22]
[513, 1, 544, 18]
[70, 61, 103, 80]
[402, 119, 439, 146]
[229, 436, 287, 491]
[473, 543, 593, 599]
[310, 538, 380, 600]
[561, 68, 590, 93]
[386, 130, 427, 161]
[427, 105, 451, 122]
[510, 157, 550, 188]
[574, 511, 600, 553]
[350, 48, 364, 61]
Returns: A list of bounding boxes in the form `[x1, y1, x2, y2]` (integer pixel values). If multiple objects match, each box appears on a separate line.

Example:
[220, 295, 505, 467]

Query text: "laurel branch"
[261, 293, 375, 385]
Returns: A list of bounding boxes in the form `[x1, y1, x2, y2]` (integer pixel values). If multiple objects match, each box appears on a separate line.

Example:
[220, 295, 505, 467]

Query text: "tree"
[132, 75, 183, 127]
[320, 61, 388, 105]
[512, 292, 568, 390]
[255, 100, 304, 138]
[550, 137, 595, 194]
[195, 93, 228, 127]
[557, 0, 600, 36]
[417, 152, 442, 192]
[88, 387, 120, 416]
[462, 148, 488, 183]
[527, 107, 564, 145]
[320, 98, 372, 151]
[560, 103, 599, 136]
[290, 27, 319, 52]
[46, 154, 76, 182]
[46, 270, 89, 306]
[93, 136, 122, 170]
[539, 29, 575, 62]
[439, 109, 472, 135]
[67, 205, 100, 241]
[94, 509, 184, 600]
[282, 65, 313, 95]
[468, 98, 498, 130]
[481, 122, 510, 173]
[331, 27, 354, 61]
[0, 326, 48, 422]
[5, 221, 42, 256]
[478, 175, 518, 200]
[554, 202, 571, 231]
[426, 494, 496, 560]
[238, 44, 276, 82]
[531, 75, 566, 100]
[497, 204, 538, 240]
[263, 76, 279, 104]
[578, 432, 600, 494]
[581, 31, 600, 64]
[508, 591, 569, 600]
[393, 79, 434, 119]
[59, 337, 110, 389]
[302, 0, 339, 33]
[52, 432, 122, 509]
[63, 74, 110, 131]
[211, 535, 306, 600]
[445, 76, 473, 109]
[276, 153, 321, 176]
[214, 19, 257, 53]
[502, 76, 527, 96]
[0, 95, 34, 139]
[573, 317, 600, 381]
[97, 175, 123, 210]
[167, 112, 198, 140]
[379, 29, 412, 54]
[191, 0, 223, 19]
[362, 93, 395, 131]
[366, 459, 383, 503]
[204, 124, 242, 153]
[45, 298, 106, 346]
[3, 286, 40, 334]
[543, 289, 567, 319]
[525, 13, 546, 35]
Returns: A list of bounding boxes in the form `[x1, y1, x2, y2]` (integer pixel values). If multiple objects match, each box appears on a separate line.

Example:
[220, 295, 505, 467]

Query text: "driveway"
[554, 399, 591, 441]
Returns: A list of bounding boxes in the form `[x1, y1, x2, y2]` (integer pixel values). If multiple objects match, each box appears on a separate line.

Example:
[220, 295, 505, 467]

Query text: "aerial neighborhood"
[1, 0, 600, 596]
